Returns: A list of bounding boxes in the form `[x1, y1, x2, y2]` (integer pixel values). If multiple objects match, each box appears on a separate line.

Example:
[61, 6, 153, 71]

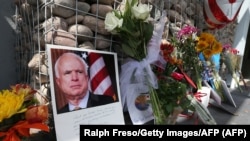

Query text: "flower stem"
[194, 64, 202, 90]
[148, 85, 166, 125]
[232, 73, 243, 93]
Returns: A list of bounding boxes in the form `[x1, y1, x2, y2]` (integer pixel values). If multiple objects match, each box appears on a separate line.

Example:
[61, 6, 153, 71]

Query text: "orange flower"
[168, 57, 182, 65]
[211, 41, 223, 54]
[199, 32, 216, 45]
[11, 84, 36, 95]
[11, 84, 36, 101]
[202, 49, 213, 59]
[196, 40, 209, 52]
[25, 105, 49, 123]
[196, 32, 222, 60]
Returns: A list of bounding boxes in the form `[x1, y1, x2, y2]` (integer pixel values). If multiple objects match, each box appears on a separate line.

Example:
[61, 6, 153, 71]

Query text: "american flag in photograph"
[87, 52, 116, 101]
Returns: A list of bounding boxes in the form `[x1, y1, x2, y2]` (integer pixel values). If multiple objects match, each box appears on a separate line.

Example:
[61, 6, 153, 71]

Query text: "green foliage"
[156, 78, 191, 117]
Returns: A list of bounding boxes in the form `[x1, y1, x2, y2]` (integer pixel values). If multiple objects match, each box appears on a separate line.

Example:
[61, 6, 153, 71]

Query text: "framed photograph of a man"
[47, 44, 125, 141]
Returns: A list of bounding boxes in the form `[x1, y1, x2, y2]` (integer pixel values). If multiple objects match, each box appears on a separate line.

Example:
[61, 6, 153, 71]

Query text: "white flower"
[104, 12, 123, 33]
[131, 3, 152, 21]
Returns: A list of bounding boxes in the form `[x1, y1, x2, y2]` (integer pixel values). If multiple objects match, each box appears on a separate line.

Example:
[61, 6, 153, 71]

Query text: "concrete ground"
[209, 87, 250, 125]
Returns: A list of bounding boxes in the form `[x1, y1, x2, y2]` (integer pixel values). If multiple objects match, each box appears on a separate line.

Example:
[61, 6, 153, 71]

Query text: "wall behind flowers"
[163, 0, 236, 49]
[0, 1, 17, 89]
[12, 0, 238, 103]
[162, 0, 238, 87]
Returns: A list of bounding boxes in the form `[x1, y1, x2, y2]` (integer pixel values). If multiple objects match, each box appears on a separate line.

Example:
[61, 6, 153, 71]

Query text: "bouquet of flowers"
[0, 84, 49, 141]
[104, 0, 154, 61]
[195, 32, 225, 101]
[196, 32, 223, 60]
[104, 1, 217, 125]
[221, 43, 242, 92]
[151, 37, 217, 125]
[105, 0, 167, 125]
[170, 25, 203, 89]
[159, 25, 218, 125]
[152, 40, 192, 124]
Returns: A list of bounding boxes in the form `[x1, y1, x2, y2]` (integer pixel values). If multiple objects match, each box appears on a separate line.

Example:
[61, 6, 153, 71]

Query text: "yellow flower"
[202, 49, 213, 59]
[212, 41, 223, 54]
[0, 90, 25, 122]
[196, 40, 209, 52]
[199, 32, 216, 45]
[196, 32, 222, 60]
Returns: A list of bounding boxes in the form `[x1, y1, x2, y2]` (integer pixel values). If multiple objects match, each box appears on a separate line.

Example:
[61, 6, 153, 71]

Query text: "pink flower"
[222, 43, 232, 50]
[177, 25, 198, 39]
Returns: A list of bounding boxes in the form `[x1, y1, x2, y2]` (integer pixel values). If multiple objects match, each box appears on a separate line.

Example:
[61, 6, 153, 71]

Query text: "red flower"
[160, 42, 174, 55]
[171, 72, 184, 81]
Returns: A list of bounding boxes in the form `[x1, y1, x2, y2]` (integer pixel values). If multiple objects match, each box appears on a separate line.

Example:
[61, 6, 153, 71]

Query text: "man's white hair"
[54, 52, 89, 78]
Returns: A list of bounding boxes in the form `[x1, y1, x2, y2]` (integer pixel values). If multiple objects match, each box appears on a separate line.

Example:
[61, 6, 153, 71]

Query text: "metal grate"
[13, 0, 165, 98]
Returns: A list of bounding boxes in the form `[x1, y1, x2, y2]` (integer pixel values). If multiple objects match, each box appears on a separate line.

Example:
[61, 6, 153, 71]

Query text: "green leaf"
[126, 38, 140, 49]
[166, 104, 174, 115]
[143, 23, 154, 43]
[121, 43, 136, 58]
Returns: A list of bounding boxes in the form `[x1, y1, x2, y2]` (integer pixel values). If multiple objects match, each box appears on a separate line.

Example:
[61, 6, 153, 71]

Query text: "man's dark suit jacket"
[57, 93, 114, 114]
